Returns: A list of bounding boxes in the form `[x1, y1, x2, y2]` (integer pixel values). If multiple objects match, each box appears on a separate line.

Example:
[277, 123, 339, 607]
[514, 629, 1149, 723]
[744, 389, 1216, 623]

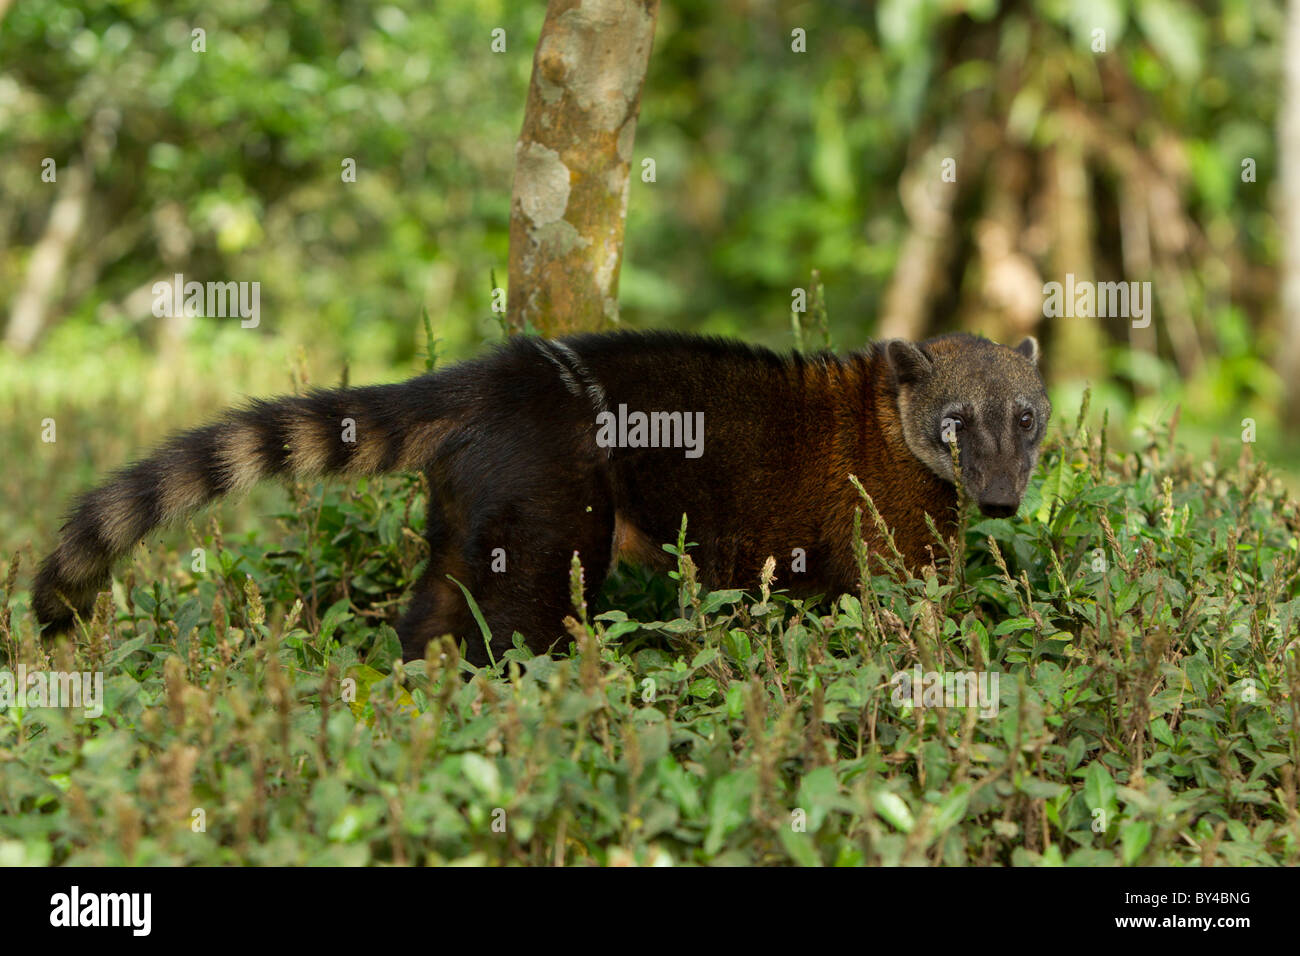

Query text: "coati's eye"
[1018, 411, 1035, 430]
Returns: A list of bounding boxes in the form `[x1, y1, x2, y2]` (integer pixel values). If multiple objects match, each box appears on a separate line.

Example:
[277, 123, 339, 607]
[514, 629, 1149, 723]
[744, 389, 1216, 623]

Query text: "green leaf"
[1149, 717, 1175, 747]
[700, 589, 744, 614]
[779, 827, 822, 866]
[460, 753, 501, 800]
[874, 791, 915, 833]
[104, 635, 151, 669]
[602, 620, 641, 641]
[447, 574, 496, 667]
[317, 598, 353, 645]
[1036, 455, 1076, 524]
[1137, 0, 1204, 82]
[704, 770, 756, 854]
[688, 677, 720, 700]
[690, 647, 719, 670]
[1084, 761, 1117, 822]
[1064, 735, 1086, 771]
[1121, 820, 1152, 865]
[932, 783, 971, 834]
[1018, 778, 1067, 800]
[797, 766, 840, 832]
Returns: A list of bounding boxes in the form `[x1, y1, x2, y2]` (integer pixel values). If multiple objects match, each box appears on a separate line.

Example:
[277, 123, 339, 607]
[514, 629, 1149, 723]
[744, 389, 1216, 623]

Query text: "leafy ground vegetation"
[1, 396, 1297, 866]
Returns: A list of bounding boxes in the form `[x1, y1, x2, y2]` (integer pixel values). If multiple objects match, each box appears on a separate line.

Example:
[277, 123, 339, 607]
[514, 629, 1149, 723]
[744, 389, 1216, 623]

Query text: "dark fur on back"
[34, 330, 1048, 664]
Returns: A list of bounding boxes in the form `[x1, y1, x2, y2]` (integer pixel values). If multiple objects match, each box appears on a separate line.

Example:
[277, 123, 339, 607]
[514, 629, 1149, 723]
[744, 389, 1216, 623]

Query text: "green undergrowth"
[1, 398, 1298, 866]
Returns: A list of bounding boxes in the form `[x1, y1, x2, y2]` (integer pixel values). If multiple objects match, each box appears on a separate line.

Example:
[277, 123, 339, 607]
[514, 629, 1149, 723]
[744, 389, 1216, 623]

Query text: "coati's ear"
[1014, 337, 1040, 365]
[885, 340, 933, 385]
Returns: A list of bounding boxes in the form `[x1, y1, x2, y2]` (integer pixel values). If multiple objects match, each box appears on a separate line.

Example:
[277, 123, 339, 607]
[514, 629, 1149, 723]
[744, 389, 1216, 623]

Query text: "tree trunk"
[1281, 0, 1300, 431]
[5, 163, 90, 353]
[1048, 143, 1105, 382]
[507, 0, 659, 337]
[877, 133, 962, 342]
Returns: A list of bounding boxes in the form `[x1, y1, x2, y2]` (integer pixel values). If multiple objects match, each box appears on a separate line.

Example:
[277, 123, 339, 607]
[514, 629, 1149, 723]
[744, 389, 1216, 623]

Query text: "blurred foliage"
[1, 0, 541, 364]
[1, 1, 1293, 508]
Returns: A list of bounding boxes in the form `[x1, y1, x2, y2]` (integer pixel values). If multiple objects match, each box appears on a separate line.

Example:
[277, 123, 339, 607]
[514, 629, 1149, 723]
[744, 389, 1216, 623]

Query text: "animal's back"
[33, 328, 1044, 666]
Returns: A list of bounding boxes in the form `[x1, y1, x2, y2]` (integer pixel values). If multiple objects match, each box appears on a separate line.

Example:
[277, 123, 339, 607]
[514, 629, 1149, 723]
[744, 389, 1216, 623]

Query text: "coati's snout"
[885, 333, 1051, 519]
[973, 488, 1020, 519]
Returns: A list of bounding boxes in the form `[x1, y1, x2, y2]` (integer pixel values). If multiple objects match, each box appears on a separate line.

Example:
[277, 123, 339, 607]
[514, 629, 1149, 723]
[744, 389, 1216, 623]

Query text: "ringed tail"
[33, 377, 448, 634]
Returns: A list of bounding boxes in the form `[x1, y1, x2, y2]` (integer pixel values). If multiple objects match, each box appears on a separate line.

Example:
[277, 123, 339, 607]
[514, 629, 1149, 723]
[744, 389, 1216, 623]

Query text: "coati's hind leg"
[396, 492, 474, 662]
[397, 463, 616, 668]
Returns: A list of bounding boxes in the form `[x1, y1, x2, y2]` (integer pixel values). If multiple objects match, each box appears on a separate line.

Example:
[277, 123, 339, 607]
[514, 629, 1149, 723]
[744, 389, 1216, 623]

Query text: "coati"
[33, 330, 1050, 666]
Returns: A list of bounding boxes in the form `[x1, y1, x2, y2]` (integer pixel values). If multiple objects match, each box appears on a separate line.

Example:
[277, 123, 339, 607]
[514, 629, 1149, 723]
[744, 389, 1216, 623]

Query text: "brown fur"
[33, 331, 1049, 666]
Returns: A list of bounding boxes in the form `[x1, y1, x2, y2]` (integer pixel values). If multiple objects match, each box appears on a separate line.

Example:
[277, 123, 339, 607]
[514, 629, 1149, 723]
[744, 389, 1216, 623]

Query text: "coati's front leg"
[398, 454, 616, 667]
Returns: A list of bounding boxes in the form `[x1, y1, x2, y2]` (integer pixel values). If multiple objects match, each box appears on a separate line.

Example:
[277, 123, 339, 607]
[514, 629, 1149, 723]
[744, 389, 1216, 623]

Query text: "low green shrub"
[1, 398, 1297, 865]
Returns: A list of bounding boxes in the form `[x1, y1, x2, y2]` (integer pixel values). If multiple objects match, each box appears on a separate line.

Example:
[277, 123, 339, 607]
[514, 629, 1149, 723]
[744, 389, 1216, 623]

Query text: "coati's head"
[885, 333, 1051, 519]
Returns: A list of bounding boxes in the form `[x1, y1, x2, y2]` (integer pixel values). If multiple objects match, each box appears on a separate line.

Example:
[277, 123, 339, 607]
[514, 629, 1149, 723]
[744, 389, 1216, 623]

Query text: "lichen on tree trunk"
[507, 0, 659, 337]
